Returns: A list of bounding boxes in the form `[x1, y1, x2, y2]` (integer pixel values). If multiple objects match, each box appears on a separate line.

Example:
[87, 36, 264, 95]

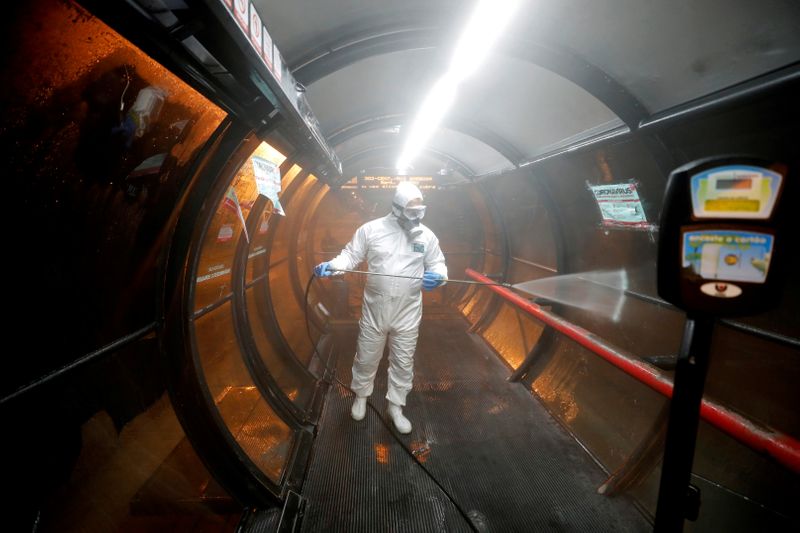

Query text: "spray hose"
[329, 267, 513, 288]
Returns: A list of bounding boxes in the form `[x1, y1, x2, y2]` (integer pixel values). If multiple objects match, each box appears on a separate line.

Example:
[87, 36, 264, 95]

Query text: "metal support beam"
[291, 26, 647, 130]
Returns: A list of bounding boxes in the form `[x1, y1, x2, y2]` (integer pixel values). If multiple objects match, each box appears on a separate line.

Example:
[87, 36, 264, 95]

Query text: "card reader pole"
[654, 314, 715, 532]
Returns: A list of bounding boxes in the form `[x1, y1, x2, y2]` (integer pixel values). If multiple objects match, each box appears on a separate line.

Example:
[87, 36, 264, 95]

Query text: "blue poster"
[682, 230, 773, 284]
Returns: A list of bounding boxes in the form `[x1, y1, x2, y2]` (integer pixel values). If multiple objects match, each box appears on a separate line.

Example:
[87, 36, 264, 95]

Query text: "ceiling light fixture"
[396, 0, 522, 172]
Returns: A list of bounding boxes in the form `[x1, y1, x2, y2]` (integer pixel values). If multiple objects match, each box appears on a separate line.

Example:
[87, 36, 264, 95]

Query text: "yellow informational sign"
[703, 198, 760, 212]
[690, 166, 782, 219]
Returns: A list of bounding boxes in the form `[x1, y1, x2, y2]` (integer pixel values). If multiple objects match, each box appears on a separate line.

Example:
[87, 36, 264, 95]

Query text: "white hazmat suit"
[324, 182, 447, 432]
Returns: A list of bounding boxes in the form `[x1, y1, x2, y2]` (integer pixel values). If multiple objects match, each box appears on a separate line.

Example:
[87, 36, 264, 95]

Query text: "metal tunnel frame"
[292, 26, 648, 129]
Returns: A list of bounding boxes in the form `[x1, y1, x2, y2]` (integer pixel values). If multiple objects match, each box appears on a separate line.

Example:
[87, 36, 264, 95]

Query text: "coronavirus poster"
[588, 181, 652, 229]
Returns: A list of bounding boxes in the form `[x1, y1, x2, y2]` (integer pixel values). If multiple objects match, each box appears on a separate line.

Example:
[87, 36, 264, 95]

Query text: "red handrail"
[465, 268, 800, 474]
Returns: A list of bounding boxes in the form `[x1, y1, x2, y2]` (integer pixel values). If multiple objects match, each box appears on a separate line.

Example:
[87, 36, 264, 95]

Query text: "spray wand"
[329, 268, 513, 288]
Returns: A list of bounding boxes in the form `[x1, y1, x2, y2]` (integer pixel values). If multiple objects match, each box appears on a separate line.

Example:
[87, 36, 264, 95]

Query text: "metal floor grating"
[299, 317, 651, 532]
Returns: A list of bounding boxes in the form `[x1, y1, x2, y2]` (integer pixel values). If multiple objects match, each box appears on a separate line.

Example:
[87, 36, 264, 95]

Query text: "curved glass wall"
[193, 142, 279, 311]
[458, 184, 506, 324]
[468, 175, 554, 370]
[308, 186, 370, 323]
[5, 0, 235, 528]
[269, 175, 325, 367]
[191, 140, 305, 486]
[4, 0, 227, 393]
[244, 162, 317, 411]
[193, 302, 293, 483]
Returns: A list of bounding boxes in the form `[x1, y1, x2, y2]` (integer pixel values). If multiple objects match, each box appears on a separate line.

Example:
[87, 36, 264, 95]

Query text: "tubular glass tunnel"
[2, 0, 799, 531]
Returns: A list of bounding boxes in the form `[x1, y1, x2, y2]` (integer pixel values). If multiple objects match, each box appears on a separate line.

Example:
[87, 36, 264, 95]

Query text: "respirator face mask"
[393, 202, 426, 234]
[402, 205, 426, 220]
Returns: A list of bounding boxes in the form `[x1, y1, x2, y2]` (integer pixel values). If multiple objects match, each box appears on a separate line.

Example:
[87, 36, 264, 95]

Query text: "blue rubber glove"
[314, 262, 333, 277]
[422, 271, 445, 291]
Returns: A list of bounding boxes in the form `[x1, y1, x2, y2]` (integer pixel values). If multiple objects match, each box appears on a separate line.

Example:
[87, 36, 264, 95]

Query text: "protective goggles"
[399, 204, 426, 220]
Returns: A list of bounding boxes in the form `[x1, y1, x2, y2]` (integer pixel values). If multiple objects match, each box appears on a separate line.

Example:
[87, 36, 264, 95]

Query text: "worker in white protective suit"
[314, 182, 447, 434]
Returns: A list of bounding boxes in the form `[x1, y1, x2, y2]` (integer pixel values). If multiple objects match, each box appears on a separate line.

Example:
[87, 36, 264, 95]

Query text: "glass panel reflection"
[4, 0, 227, 390]
[194, 189, 246, 311]
[481, 303, 544, 369]
[193, 302, 294, 484]
[195, 142, 286, 311]
[246, 281, 315, 410]
[39, 393, 237, 531]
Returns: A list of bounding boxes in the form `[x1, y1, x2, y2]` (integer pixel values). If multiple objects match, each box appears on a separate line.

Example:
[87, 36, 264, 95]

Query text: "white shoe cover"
[351, 396, 367, 421]
[387, 402, 412, 434]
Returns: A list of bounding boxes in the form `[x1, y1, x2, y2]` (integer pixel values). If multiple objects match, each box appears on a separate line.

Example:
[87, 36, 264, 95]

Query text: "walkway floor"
[300, 315, 651, 532]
